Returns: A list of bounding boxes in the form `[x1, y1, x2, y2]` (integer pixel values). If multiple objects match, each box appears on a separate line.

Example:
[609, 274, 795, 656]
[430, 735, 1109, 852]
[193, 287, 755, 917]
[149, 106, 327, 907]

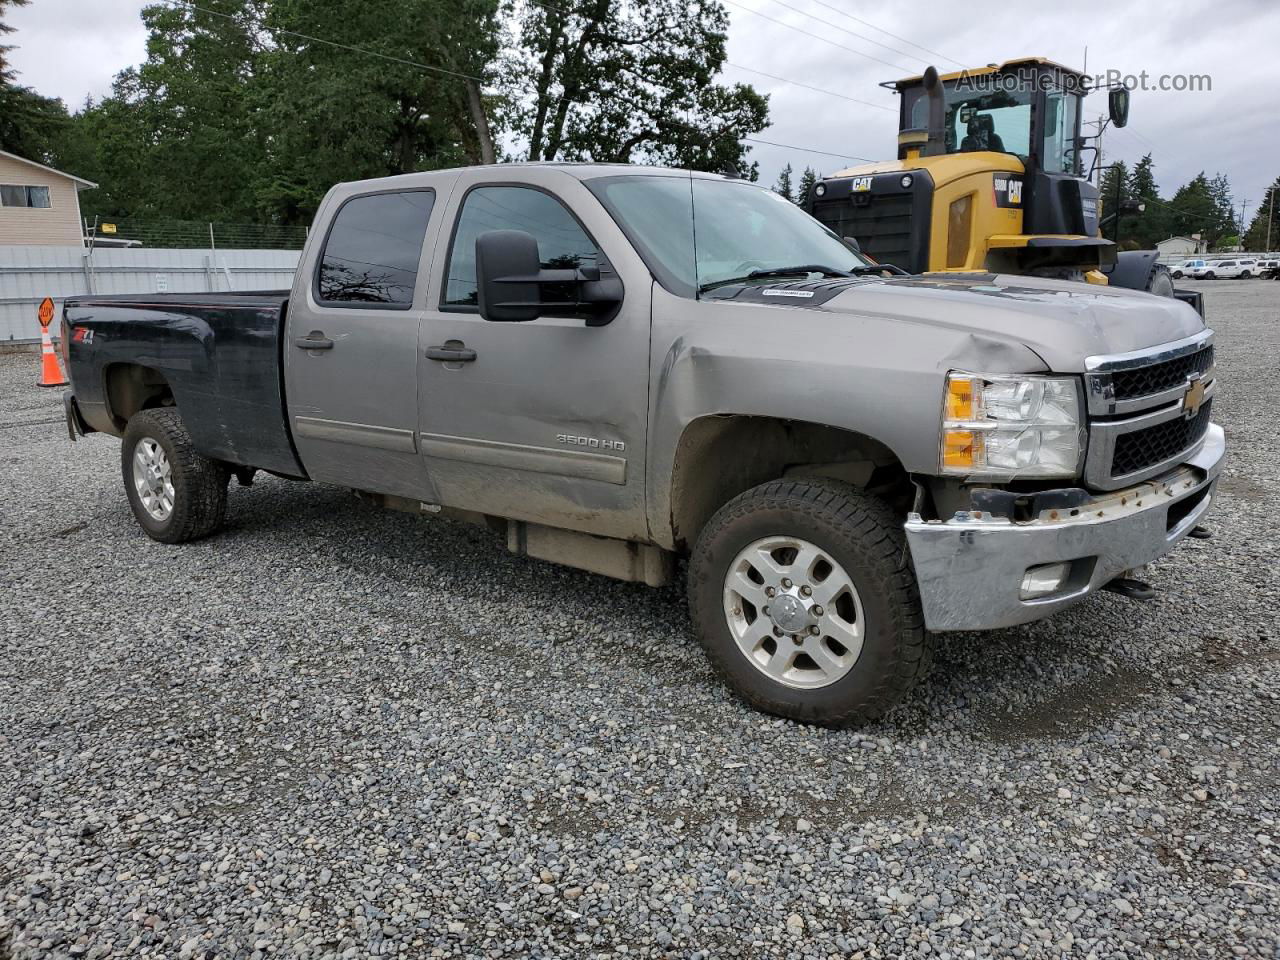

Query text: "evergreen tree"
[1099, 161, 1129, 241]
[1243, 175, 1280, 252]
[1123, 154, 1167, 247]
[0, 0, 24, 82]
[0, 0, 71, 164]
[1168, 173, 1233, 250]
[796, 166, 818, 206]
[773, 163, 794, 202]
[1208, 173, 1238, 238]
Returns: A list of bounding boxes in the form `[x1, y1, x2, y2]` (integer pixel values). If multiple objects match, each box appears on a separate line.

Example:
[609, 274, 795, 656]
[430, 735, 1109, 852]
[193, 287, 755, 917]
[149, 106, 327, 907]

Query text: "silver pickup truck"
[62, 163, 1223, 725]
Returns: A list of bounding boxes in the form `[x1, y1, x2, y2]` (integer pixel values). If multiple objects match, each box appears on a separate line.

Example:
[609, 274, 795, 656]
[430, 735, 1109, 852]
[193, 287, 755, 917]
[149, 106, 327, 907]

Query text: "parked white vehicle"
[1170, 259, 1205, 279]
[1190, 259, 1257, 279]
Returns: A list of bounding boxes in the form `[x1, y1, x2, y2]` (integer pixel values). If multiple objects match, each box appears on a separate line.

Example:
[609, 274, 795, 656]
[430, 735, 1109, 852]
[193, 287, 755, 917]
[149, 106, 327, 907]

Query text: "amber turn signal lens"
[942, 429, 982, 469]
[945, 376, 978, 421]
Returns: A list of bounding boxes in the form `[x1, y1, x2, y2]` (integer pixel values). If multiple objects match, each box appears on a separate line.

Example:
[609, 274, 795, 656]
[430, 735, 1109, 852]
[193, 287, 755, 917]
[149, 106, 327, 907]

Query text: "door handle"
[425, 344, 477, 362]
[295, 332, 334, 350]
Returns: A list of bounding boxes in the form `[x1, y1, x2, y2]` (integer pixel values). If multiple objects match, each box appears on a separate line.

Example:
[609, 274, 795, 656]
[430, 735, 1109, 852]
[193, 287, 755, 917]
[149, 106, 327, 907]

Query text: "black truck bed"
[63, 291, 306, 478]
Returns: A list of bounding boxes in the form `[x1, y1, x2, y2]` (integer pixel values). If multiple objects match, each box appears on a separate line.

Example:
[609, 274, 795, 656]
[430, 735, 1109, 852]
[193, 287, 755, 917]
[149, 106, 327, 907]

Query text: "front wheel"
[1204, 272, 1216, 280]
[688, 479, 930, 726]
[122, 408, 229, 543]
[1240, 271, 1251, 279]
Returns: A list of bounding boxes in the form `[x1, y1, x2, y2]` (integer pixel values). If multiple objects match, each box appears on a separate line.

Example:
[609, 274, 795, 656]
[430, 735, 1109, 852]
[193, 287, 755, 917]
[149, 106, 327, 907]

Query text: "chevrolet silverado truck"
[62, 164, 1224, 726]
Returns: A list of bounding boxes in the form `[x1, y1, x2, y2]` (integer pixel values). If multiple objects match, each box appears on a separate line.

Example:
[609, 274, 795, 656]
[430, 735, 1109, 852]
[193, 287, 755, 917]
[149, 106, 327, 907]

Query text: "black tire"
[1240, 271, 1251, 279]
[121, 408, 229, 543]
[688, 479, 930, 727]
[1205, 271, 1216, 280]
[1171, 270, 1183, 279]
[1145, 264, 1175, 297]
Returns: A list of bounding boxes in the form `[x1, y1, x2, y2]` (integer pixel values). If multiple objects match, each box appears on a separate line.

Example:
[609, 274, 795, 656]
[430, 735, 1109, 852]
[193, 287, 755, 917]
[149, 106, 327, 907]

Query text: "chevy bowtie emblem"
[1183, 373, 1206, 419]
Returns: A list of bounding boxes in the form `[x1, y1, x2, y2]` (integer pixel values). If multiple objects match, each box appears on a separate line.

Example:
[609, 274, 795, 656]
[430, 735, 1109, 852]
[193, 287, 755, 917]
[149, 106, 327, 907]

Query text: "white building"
[1155, 235, 1205, 258]
[0, 150, 96, 247]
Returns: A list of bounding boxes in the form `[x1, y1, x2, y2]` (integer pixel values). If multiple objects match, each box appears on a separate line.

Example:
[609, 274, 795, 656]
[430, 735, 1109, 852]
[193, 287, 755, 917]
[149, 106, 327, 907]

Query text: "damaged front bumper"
[905, 423, 1225, 631]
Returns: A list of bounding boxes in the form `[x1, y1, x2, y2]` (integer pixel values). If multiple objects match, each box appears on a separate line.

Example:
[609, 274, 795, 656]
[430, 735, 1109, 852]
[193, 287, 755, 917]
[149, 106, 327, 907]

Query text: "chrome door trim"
[294, 416, 418, 453]
[419, 432, 627, 485]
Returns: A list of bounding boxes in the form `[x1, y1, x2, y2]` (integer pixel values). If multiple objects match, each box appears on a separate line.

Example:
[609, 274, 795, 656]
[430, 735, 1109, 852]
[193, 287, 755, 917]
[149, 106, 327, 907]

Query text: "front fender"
[644, 290, 1048, 549]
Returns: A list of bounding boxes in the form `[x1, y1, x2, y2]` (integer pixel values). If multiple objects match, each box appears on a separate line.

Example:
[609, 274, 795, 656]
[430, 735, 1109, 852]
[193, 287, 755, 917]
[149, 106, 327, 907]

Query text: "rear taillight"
[59, 314, 71, 372]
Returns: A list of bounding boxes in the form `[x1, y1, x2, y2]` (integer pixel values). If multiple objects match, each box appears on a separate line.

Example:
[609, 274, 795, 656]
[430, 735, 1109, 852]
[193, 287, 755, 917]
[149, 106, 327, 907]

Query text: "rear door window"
[317, 190, 435, 308]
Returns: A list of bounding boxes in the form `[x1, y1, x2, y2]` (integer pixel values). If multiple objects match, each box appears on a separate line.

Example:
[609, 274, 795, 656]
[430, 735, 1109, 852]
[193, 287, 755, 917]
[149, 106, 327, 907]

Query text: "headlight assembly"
[941, 372, 1084, 478]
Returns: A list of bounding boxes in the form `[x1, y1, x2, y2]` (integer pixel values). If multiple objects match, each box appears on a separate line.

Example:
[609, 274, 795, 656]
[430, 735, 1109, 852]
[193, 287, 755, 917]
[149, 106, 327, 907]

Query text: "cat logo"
[850, 176, 873, 192]
[1007, 179, 1023, 205]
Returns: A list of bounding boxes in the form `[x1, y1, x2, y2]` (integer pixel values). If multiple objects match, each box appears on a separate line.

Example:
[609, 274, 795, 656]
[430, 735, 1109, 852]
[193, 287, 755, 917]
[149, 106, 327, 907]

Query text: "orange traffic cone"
[37, 297, 68, 388]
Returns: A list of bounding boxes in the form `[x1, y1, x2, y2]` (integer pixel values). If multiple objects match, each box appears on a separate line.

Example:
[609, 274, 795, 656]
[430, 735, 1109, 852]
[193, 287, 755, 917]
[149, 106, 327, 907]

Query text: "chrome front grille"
[1083, 330, 1217, 490]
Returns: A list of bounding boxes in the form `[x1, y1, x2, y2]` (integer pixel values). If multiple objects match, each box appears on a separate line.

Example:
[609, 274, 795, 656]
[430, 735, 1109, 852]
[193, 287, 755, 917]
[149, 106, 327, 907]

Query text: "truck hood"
[766, 273, 1206, 372]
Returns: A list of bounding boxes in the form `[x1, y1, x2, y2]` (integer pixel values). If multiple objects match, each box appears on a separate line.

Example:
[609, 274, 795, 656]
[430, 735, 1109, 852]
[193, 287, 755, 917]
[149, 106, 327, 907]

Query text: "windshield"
[587, 175, 872, 297]
[906, 82, 1033, 160]
[901, 72, 1083, 172]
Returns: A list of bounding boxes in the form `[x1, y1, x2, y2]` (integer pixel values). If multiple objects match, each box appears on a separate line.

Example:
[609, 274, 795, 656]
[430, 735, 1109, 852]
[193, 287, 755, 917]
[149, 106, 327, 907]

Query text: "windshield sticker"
[762, 289, 816, 298]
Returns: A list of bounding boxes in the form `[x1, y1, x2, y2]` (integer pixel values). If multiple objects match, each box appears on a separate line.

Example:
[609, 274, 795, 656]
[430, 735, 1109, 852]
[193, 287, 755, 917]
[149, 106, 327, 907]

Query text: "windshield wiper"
[698, 264, 851, 293]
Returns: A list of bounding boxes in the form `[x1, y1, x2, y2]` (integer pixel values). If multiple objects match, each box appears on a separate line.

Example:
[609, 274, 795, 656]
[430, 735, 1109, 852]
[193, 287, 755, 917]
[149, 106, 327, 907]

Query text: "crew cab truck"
[62, 164, 1224, 726]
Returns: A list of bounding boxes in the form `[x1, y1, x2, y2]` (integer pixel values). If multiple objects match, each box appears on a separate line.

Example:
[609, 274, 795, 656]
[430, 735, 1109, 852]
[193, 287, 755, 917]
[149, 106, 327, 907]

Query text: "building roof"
[1157, 235, 1200, 245]
[0, 149, 97, 189]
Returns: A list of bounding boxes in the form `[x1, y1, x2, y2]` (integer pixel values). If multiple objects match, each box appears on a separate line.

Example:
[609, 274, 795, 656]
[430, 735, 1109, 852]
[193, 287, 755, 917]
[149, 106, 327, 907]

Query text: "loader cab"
[897, 60, 1085, 178]
[809, 58, 1111, 276]
[895, 59, 1099, 244]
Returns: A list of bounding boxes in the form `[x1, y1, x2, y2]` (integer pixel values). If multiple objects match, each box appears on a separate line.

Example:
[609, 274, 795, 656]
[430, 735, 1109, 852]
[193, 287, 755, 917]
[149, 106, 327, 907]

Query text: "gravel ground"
[1, 280, 1278, 959]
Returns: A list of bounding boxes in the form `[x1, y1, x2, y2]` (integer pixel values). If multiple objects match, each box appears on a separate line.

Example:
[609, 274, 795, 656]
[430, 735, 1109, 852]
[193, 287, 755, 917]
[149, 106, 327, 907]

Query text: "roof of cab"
[334, 162, 738, 193]
[892, 56, 1084, 90]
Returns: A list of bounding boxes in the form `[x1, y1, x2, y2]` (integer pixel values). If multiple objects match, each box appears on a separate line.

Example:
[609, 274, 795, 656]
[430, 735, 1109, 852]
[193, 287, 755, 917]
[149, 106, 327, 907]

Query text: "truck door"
[284, 187, 439, 500]
[417, 169, 652, 540]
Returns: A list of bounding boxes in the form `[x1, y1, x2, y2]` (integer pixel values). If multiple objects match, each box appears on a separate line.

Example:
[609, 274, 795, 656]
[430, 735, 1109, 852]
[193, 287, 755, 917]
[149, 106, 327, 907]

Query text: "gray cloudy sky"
[8, 0, 1279, 223]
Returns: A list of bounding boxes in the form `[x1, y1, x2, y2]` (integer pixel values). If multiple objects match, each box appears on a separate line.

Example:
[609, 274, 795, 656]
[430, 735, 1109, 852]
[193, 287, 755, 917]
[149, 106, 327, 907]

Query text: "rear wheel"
[1205, 271, 1216, 280]
[122, 408, 229, 543]
[688, 479, 930, 726]
[1240, 270, 1252, 279]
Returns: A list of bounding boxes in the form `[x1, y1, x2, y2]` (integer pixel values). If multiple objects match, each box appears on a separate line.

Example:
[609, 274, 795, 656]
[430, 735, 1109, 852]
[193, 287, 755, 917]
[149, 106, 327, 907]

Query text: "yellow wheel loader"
[807, 58, 1185, 303]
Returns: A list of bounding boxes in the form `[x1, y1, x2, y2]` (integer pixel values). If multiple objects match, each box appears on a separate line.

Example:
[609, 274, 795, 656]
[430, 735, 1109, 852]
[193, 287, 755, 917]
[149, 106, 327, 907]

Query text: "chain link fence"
[84, 217, 309, 251]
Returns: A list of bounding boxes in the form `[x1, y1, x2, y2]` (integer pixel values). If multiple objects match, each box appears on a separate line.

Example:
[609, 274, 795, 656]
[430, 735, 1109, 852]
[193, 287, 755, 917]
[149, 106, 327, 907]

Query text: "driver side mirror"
[475, 229, 623, 326]
[1108, 88, 1130, 128]
[476, 229, 542, 323]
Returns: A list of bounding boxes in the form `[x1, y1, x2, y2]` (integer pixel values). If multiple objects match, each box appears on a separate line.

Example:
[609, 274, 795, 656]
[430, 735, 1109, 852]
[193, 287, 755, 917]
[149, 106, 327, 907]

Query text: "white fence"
[0, 245, 300, 342]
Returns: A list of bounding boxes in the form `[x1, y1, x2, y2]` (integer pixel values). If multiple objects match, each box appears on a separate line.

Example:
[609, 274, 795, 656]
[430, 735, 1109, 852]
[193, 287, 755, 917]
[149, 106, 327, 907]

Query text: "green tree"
[1168, 173, 1233, 250]
[1208, 173, 1237, 237]
[59, 1, 269, 222]
[257, 0, 504, 222]
[1098, 160, 1129, 240]
[1243, 175, 1280, 252]
[0, 0, 71, 163]
[0, 0, 26, 82]
[773, 162, 794, 202]
[1123, 153, 1168, 248]
[795, 166, 818, 206]
[513, 0, 768, 171]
